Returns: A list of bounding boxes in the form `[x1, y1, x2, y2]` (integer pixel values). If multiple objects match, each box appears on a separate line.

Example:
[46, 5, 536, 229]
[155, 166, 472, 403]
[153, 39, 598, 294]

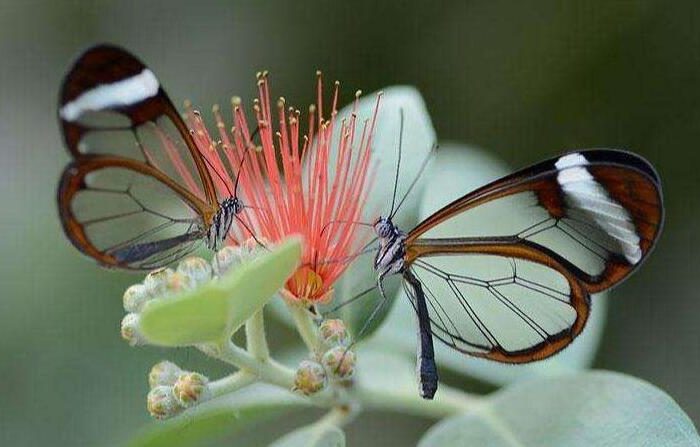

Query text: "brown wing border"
[405, 237, 590, 363]
[406, 149, 664, 294]
[58, 44, 218, 208]
[57, 153, 214, 269]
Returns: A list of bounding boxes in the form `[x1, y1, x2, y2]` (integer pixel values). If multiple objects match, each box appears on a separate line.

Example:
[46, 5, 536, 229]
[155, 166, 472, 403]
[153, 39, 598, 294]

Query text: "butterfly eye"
[373, 218, 392, 238]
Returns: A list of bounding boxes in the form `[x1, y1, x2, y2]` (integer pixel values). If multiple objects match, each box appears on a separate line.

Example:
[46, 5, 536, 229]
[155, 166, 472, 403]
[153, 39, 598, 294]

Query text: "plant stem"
[215, 340, 296, 389]
[352, 382, 477, 419]
[287, 302, 321, 354]
[206, 370, 256, 399]
[245, 310, 270, 360]
[316, 404, 359, 428]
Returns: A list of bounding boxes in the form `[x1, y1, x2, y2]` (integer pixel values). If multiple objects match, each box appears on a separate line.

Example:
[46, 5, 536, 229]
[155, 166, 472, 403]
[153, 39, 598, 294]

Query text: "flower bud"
[148, 361, 183, 388]
[123, 283, 149, 313]
[144, 267, 175, 297]
[292, 360, 327, 396]
[162, 271, 195, 295]
[120, 313, 145, 346]
[177, 256, 212, 286]
[212, 246, 243, 276]
[322, 346, 356, 379]
[147, 386, 183, 419]
[173, 372, 209, 407]
[319, 319, 350, 347]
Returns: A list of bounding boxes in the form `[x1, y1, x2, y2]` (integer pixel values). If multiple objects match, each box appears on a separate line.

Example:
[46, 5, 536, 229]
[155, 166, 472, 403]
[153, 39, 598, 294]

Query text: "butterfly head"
[221, 196, 243, 215]
[374, 216, 396, 239]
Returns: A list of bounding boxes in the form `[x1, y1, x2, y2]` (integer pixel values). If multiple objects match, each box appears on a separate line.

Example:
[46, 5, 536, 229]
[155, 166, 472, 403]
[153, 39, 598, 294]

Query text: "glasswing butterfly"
[57, 45, 253, 270]
[355, 113, 664, 399]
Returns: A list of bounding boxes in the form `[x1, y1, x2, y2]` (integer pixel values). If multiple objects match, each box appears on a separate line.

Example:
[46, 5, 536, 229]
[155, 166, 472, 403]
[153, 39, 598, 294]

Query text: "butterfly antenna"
[233, 152, 248, 200]
[390, 143, 437, 219]
[388, 108, 404, 218]
[199, 147, 234, 197]
[234, 124, 262, 200]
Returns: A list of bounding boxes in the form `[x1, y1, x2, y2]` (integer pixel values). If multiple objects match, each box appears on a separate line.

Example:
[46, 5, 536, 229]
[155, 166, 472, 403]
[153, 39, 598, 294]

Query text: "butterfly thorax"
[206, 197, 242, 249]
[373, 216, 407, 279]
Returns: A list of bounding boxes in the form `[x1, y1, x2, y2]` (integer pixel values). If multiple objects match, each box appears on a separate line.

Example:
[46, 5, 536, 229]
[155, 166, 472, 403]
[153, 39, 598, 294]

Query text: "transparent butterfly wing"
[57, 45, 219, 269]
[404, 149, 663, 361]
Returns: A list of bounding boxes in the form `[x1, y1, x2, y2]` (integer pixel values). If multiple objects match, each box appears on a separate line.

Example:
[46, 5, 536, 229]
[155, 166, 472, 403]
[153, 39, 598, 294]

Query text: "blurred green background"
[1, 1, 698, 445]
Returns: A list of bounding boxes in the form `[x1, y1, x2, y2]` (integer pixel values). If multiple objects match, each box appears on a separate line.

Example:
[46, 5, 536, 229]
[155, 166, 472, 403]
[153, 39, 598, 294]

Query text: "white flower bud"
[148, 361, 183, 388]
[212, 246, 243, 276]
[123, 283, 149, 313]
[177, 257, 212, 286]
[147, 386, 183, 419]
[173, 372, 209, 407]
[292, 360, 327, 396]
[162, 271, 195, 295]
[144, 267, 175, 297]
[120, 313, 145, 346]
[322, 346, 356, 380]
[319, 319, 350, 347]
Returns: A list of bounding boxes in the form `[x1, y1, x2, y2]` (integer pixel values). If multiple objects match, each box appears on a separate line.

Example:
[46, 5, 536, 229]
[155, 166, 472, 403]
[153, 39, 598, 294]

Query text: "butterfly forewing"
[59, 45, 218, 204]
[57, 45, 221, 269]
[404, 149, 663, 362]
[407, 150, 663, 293]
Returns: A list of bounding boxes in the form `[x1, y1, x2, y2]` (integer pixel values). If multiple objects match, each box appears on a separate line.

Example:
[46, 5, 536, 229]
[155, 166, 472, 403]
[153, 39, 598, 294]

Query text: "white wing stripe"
[60, 69, 159, 122]
[555, 153, 642, 264]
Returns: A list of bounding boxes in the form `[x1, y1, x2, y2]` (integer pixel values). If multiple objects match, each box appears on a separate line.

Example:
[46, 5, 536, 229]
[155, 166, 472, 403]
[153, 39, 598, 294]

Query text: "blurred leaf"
[418, 371, 700, 447]
[270, 86, 436, 339]
[127, 384, 308, 447]
[140, 238, 301, 346]
[371, 144, 607, 385]
[269, 423, 345, 447]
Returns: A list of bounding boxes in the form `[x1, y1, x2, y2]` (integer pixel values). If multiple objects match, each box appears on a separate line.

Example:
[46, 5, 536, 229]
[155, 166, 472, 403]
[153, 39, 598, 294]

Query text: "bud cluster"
[292, 319, 356, 396]
[146, 360, 210, 419]
[120, 259, 211, 346]
[119, 241, 268, 346]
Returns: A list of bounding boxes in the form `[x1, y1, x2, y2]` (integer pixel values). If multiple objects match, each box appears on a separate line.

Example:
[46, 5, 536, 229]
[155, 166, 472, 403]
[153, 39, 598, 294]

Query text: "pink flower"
[184, 72, 380, 304]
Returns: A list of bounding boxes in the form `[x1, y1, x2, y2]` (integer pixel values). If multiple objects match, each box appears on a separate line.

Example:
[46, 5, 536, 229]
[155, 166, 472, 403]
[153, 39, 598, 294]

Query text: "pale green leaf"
[371, 144, 607, 385]
[140, 237, 301, 346]
[419, 371, 699, 447]
[269, 424, 345, 447]
[127, 384, 309, 447]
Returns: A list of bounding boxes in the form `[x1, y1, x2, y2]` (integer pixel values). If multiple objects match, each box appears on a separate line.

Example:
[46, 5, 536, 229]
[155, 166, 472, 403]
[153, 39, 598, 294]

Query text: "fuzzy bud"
[177, 257, 212, 286]
[148, 361, 183, 388]
[213, 246, 243, 276]
[120, 313, 145, 346]
[162, 271, 195, 295]
[144, 267, 175, 297]
[322, 346, 356, 379]
[292, 360, 327, 396]
[123, 283, 149, 313]
[147, 386, 183, 419]
[319, 319, 350, 347]
[173, 372, 209, 407]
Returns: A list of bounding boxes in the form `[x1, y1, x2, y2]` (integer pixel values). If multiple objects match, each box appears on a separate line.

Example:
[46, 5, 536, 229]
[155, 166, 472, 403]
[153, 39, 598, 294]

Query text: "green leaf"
[269, 424, 345, 447]
[269, 86, 436, 339]
[371, 144, 607, 386]
[419, 371, 699, 447]
[127, 384, 309, 447]
[140, 237, 301, 346]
